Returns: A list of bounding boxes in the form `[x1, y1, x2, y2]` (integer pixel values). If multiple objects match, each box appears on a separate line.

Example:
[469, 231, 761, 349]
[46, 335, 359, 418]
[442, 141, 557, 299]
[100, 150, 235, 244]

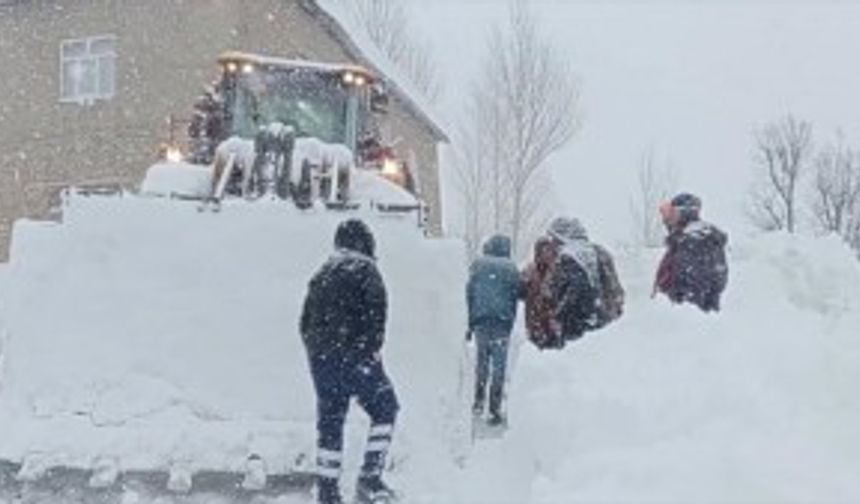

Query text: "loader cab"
[216, 52, 385, 157]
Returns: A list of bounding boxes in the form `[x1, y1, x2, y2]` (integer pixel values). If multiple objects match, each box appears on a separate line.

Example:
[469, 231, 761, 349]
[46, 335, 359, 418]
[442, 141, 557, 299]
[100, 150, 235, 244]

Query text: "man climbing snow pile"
[300, 219, 399, 504]
[653, 193, 729, 313]
[467, 235, 521, 428]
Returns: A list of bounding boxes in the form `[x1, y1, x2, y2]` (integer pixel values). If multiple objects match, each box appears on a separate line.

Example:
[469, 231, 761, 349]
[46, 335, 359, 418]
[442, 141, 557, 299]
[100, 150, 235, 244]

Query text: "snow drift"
[1, 197, 859, 503]
[0, 193, 468, 479]
[445, 233, 860, 504]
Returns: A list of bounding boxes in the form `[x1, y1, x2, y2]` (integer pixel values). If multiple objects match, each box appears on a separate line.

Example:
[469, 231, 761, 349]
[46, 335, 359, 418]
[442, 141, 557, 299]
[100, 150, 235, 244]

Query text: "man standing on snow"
[467, 235, 521, 426]
[653, 193, 729, 312]
[300, 219, 399, 504]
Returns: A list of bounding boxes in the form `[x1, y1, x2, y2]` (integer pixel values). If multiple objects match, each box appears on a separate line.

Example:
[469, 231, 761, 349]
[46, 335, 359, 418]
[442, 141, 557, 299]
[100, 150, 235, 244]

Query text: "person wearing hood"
[521, 236, 563, 349]
[300, 219, 398, 504]
[467, 235, 521, 426]
[546, 217, 625, 341]
[654, 193, 729, 312]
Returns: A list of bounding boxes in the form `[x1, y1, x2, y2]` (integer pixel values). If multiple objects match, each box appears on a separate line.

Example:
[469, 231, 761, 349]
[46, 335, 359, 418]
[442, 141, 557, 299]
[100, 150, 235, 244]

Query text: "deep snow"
[0, 194, 469, 484]
[0, 199, 859, 502]
[442, 233, 860, 504]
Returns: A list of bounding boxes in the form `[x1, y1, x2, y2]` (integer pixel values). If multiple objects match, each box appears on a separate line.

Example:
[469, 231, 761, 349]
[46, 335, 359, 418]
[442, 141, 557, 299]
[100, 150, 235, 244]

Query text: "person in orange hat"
[653, 193, 729, 312]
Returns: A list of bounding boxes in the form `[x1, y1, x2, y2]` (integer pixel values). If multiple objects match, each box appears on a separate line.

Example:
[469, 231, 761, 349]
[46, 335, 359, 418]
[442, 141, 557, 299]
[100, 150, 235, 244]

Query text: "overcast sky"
[418, 0, 860, 244]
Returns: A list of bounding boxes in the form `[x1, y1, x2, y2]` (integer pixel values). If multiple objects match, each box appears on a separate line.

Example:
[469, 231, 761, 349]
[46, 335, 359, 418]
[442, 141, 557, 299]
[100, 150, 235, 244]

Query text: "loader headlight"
[241, 63, 255, 74]
[165, 146, 184, 163]
[343, 72, 355, 85]
[382, 158, 400, 176]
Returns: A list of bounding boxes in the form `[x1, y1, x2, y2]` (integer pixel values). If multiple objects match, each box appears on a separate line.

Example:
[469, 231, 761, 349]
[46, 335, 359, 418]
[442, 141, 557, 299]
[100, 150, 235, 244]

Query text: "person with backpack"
[300, 219, 399, 504]
[593, 242, 625, 329]
[467, 235, 520, 426]
[521, 236, 564, 350]
[546, 217, 625, 342]
[653, 193, 729, 312]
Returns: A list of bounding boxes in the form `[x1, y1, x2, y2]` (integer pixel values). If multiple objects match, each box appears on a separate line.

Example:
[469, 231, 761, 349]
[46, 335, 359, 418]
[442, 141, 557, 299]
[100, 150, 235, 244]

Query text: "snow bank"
[0, 194, 468, 476]
[5, 196, 858, 503]
[351, 170, 417, 207]
[215, 136, 257, 172]
[140, 162, 213, 198]
[444, 232, 860, 503]
[290, 137, 355, 193]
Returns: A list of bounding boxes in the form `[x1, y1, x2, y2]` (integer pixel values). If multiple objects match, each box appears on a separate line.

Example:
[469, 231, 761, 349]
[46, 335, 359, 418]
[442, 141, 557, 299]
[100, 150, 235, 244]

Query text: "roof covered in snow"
[302, 0, 450, 143]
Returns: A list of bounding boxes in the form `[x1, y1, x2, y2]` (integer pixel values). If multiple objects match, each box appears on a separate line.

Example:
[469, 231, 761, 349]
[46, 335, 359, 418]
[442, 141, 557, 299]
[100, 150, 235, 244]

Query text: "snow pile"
[140, 162, 213, 198]
[0, 194, 468, 476]
[443, 232, 860, 503]
[731, 233, 860, 316]
[215, 136, 258, 171]
[140, 137, 417, 210]
[3, 194, 859, 503]
[289, 137, 354, 188]
[351, 170, 417, 207]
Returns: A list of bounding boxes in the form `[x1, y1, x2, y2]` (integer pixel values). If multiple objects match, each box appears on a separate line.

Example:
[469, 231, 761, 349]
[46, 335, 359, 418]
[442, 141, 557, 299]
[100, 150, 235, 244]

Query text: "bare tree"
[453, 0, 581, 259]
[451, 103, 490, 259]
[629, 147, 678, 248]
[748, 115, 813, 233]
[810, 134, 860, 235]
[341, 0, 442, 103]
[809, 133, 860, 258]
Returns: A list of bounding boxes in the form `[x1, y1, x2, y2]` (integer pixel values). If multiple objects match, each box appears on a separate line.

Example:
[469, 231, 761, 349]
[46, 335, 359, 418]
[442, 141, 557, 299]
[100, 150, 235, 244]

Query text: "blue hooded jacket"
[467, 235, 521, 334]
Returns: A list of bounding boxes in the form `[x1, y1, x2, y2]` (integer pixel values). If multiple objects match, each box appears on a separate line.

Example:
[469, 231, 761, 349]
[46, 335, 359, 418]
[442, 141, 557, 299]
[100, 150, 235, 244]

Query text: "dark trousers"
[473, 325, 511, 416]
[309, 353, 399, 484]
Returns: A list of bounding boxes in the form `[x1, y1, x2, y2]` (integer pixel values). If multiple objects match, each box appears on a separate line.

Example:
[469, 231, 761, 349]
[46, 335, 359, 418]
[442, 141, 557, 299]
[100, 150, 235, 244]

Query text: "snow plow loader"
[0, 52, 469, 501]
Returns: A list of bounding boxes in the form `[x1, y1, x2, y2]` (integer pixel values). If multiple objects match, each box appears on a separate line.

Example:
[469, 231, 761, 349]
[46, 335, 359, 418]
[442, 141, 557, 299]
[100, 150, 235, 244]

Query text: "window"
[230, 70, 350, 144]
[60, 35, 116, 104]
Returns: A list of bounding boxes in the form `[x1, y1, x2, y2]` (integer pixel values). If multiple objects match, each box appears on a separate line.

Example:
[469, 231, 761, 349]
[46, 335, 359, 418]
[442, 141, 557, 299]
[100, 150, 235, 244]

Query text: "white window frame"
[59, 34, 117, 105]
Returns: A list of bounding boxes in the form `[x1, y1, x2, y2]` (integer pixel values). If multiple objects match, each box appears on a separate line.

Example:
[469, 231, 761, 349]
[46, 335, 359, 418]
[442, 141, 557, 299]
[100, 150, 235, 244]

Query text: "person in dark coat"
[467, 235, 520, 425]
[521, 237, 563, 349]
[546, 217, 602, 342]
[653, 193, 729, 312]
[300, 219, 398, 504]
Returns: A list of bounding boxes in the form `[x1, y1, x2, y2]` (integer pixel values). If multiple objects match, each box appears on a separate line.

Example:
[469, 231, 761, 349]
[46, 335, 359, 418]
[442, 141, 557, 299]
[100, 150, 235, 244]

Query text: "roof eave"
[302, 0, 450, 144]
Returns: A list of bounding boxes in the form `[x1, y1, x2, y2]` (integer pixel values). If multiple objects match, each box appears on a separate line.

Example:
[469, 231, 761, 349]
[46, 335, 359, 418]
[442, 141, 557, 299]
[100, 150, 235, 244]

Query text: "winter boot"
[356, 476, 398, 504]
[472, 399, 484, 416]
[473, 390, 485, 416]
[317, 477, 343, 504]
[488, 411, 506, 427]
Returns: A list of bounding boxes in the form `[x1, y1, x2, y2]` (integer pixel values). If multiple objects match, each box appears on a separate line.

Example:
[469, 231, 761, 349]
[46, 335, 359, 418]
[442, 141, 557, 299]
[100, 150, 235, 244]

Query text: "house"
[0, 0, 448, 261]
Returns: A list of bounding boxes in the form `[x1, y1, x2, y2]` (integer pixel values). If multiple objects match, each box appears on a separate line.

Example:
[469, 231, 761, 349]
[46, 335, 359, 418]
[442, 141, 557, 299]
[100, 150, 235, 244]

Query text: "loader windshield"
[230, 69, 356, 146]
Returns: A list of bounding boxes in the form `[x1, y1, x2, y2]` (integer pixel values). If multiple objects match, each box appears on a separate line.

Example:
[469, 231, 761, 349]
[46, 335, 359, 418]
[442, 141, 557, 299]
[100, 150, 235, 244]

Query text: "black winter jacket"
[660, 219, 729, 312]
[300, 249, 388, 362]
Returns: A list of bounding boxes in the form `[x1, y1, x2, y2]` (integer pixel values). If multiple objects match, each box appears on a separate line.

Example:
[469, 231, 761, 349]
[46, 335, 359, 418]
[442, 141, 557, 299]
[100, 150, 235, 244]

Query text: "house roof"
[301, 0, 450, 143]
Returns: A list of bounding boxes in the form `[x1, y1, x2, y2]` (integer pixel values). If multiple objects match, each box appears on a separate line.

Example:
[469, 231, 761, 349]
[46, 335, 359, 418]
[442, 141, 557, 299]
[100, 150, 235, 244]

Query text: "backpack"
[551, 242, 624, 336]
[590, 245, 625, 330]
[674, 221, 729, 312]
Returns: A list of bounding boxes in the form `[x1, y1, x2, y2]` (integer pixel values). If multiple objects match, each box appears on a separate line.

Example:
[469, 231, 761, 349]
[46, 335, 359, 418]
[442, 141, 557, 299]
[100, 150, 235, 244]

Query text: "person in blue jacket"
[467, 235, 521, 426]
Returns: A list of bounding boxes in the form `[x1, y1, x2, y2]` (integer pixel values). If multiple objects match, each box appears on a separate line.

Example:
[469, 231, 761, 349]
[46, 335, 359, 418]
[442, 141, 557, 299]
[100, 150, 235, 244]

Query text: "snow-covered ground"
[1, 196, 859, 503]
[440, 233, 860, 504]
[0, 194, 469, 495]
